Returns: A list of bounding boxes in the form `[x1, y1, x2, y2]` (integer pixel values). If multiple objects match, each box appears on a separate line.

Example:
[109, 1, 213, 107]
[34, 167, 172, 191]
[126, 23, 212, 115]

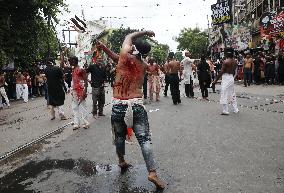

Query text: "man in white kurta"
[212, 48, 239, 115]
[181, 51, 195, 97]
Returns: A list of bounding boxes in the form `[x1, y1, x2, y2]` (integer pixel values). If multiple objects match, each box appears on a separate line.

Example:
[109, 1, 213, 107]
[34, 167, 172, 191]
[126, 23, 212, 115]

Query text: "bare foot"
[148, 173, 165, 189]
[118, 161, 132, 169]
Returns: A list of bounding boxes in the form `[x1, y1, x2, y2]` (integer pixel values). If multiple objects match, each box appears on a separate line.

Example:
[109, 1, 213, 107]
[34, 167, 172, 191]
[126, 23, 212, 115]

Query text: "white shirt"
[181, 57, 194, 76]
[181, 56, 194, 84]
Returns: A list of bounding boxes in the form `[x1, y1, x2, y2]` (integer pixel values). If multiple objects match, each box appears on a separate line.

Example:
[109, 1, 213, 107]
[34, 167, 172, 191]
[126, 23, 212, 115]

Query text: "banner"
[224, 24, 251, 51]
[211, 0, 232, 25]
[260, 9, 284, 35]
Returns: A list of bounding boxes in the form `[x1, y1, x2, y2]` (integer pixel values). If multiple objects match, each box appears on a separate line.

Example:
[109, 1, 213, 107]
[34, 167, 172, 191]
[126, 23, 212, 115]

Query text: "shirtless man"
[15, 72, 28, 103]
[243, 54, 254, 87]
[0, 72, 10, 108]
[168, 52, 182, 105]
[212, 48, 239, 115]
[147, 58, 160, 101]
[96, 31, 165, 189]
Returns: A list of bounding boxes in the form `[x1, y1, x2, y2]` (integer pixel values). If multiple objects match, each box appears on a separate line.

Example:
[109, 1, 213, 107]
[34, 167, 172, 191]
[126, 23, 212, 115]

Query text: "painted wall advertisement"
[211, 0, 232, 25]
[260, 9, 284, 35]
[224, 24, 252, 51]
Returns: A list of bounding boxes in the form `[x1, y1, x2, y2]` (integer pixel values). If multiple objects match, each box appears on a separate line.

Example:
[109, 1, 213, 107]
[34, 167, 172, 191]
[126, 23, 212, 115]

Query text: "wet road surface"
[0, 159, 172, 193]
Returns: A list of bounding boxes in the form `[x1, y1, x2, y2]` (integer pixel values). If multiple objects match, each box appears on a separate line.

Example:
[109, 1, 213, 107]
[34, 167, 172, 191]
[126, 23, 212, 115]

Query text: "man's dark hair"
[133, 39, 151, 56]
[200, 55, 206, 61]
[68, 56, 79, 65]
[148, 58, 154, 64]
[224, 48, 234, 58]
[168, 52, 175, 59]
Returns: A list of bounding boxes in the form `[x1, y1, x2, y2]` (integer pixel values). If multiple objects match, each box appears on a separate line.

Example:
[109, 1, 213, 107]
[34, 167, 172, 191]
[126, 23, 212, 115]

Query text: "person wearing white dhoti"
[212, 48, 239, 115]
[15, 72, 28, 103]
[219, 73, 239, 114]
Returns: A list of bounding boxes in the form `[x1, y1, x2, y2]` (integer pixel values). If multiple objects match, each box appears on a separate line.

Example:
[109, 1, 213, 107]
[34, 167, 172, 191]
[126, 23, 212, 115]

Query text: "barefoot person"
[0, 72, 10, 109]
[147, 58, 161, 102]
[45, 61, 67, 120]
[168, 52, 182, 105]
[212, 48, 239, 115]
[69, 56, 89, 130]
[96, 31, 165, 189]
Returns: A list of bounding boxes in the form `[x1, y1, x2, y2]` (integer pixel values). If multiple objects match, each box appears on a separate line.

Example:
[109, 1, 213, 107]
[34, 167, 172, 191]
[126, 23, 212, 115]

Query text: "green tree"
[107, 27, 138, 54]
[176, 28, 208, 58]
[175, 51, 183, 62]
[0, 0, 67, 68]
[150, 44, 169, 64]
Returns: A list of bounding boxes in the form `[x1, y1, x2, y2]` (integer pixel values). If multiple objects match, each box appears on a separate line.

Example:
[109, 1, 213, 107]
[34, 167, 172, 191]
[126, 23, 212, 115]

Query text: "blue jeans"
[244, 68, 252, 86]
[111, 103, 157, 171]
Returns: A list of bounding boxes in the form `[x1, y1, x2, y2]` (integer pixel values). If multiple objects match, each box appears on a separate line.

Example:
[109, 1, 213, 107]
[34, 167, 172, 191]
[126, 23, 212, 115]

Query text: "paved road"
[0, 84, 284, 192]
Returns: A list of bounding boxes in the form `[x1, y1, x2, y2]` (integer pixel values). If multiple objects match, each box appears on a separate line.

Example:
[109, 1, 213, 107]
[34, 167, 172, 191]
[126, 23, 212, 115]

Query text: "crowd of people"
[213, 50, 284, 86]
[1, 28, 283, 190]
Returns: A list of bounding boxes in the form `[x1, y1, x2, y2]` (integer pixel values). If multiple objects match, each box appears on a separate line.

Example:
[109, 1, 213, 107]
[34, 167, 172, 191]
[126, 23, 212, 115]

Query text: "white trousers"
[0, 87, 10, 107]
[16, 84, 28, 102]
[72, 95, 88, 126]
[50, 105, 65, 117]
[220, 74, 239, 114]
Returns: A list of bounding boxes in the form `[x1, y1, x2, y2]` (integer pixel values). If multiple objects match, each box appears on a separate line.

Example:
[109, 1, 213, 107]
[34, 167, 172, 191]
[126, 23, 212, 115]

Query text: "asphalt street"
[0, 84, 284, 193]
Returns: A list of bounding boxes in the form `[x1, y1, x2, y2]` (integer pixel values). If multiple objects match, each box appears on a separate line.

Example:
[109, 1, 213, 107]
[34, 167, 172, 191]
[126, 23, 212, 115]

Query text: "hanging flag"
[75, 15, 87, 28]
[70, 18, 85, 32]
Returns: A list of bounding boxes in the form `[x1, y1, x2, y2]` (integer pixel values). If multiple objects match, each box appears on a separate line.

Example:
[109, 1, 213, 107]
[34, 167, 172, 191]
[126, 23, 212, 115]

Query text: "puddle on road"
[0, 158, 172, 193]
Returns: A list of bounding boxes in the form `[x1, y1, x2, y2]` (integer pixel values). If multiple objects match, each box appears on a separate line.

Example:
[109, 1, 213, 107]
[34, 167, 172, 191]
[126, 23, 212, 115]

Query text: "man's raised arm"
[96, 41, 119, 63]
[121, 31, 155, 54]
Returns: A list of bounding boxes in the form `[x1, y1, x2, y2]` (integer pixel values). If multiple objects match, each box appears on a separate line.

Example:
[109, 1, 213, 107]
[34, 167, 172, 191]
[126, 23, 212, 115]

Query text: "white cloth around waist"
[112, 97, 145, 128]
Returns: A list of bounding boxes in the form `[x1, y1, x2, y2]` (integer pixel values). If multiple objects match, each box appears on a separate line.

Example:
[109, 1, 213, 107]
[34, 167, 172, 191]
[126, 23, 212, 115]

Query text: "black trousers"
[92, 87, 105, 115]
[164, 74, 170, 96]
[143, 74, 148, 99]
[199, 81, 208, 98]
[169, 74, 181, 104]
[185, 75, 194, 97]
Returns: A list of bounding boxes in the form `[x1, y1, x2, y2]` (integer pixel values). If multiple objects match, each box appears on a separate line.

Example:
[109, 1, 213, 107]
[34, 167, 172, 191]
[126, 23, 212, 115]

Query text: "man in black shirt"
[87, 58, 107, 117]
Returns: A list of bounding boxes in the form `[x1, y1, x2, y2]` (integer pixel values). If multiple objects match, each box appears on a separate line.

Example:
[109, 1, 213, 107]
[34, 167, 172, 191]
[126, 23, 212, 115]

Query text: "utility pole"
[207, 15, 211, 55]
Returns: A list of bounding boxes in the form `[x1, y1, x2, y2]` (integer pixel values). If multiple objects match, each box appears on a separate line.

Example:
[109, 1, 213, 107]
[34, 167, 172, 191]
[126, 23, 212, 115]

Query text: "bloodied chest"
[113, 57, 146, 98]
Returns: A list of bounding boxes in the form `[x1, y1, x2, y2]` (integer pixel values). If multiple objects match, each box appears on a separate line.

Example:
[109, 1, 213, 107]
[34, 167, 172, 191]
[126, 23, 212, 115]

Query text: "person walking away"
[253, 53, 262, 85]
[96, 31, 165, 189]
[206, 57, 216, 93]
[278, 51, 284, 85]
[35, 71, 45, 96]
[212, 48, 239, 115]
[243, 54, 254, 87]
[198, 56, 211, 100]
[15, 72, 28, 103]
[265, 54, 276, 85]
[45, 61, 67, 120]
[69, 56, 89, 130]
[168, 52, 182, 105]
[64, 65, 72, 89]
[0, 72, 10, 109]
[181, 51, 195, 97]
[147, 58, 161, 102]
[87, 57, 107, 117]
[23, 72, 32, 97]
